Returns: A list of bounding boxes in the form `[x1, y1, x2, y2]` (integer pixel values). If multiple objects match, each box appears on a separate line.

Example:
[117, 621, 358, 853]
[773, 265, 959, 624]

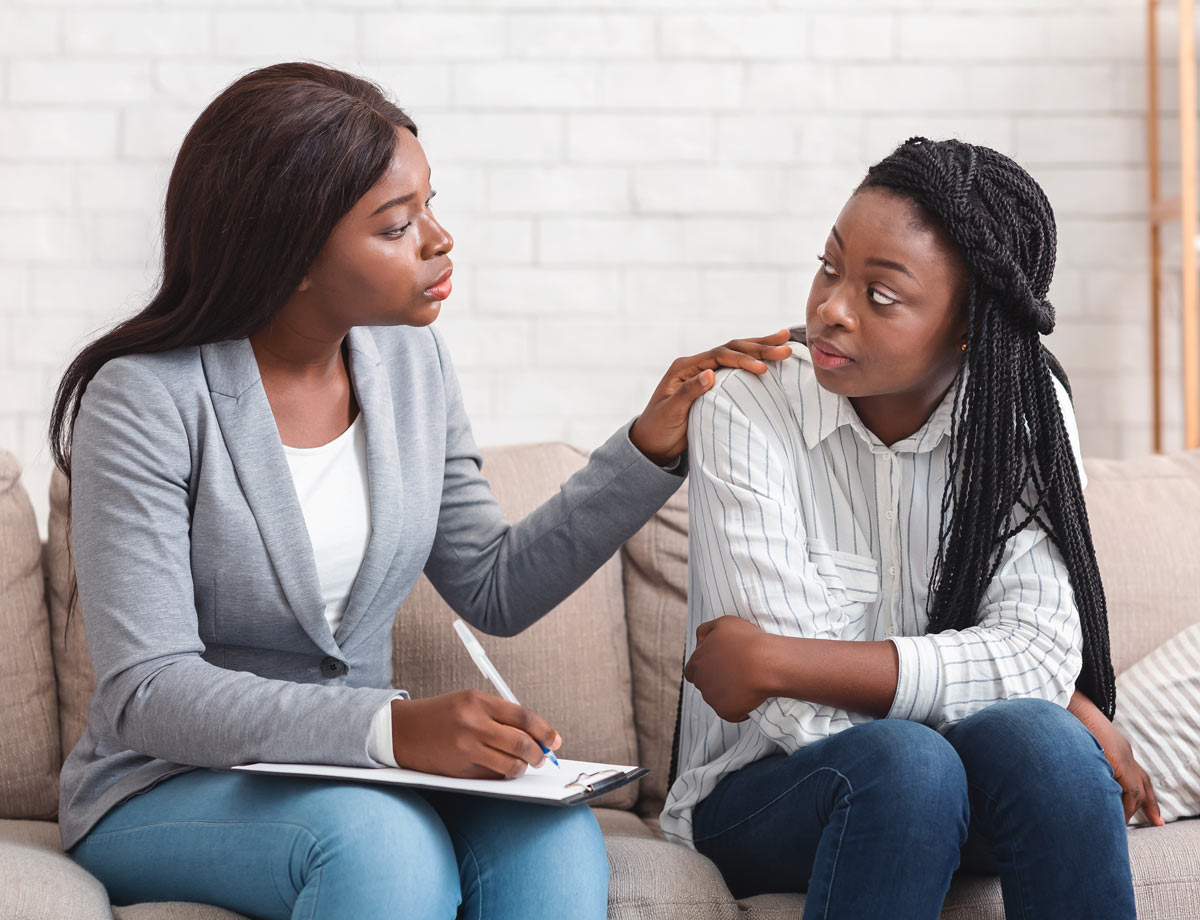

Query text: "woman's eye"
[868, 287, 897, 306]
[816, 255, 837, 277]
[385, 223, 412, 239]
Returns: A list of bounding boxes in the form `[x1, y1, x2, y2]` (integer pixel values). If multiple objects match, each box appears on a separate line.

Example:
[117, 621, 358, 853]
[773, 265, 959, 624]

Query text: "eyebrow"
[829, 225, 918, 282]
[370, 167, 435, 217]
[370, 192, 416, 216]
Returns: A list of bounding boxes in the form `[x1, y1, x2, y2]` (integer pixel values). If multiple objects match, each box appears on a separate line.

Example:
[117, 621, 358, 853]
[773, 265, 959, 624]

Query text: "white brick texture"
[0, 1, 1186, 536]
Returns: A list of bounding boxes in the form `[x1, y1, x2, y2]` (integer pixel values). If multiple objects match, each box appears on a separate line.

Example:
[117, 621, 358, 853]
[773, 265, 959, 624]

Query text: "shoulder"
[692, 342, 820, 428]
[85, 347, 203, 416]
[689, 343, 820, 458]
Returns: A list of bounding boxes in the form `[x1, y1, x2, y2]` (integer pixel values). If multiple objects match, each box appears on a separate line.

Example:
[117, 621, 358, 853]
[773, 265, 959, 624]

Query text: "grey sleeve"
[70, 360, 398, 769]
[423, 330, 685, 637]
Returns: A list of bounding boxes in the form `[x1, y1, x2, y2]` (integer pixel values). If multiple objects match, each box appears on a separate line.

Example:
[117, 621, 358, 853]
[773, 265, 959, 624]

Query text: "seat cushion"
[0, 452, 61, 819]
[605, 833, 737, 920]
[594, 805, 658, 840]
[113, 904, 249, 919]
[392, 443, 641, 808]
[1084, 450, 1200, 675]
[0, 819, 110, 920]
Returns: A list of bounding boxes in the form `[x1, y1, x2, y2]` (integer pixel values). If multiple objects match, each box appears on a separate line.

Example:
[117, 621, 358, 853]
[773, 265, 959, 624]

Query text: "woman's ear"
[297, 275, 312, 293]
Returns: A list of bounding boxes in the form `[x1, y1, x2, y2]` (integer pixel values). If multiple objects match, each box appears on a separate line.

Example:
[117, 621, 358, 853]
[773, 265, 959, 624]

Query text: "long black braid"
[859, 137, 1116, 718]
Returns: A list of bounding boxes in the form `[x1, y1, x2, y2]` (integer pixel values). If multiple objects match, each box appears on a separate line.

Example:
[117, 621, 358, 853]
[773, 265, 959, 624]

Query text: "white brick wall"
[0, 0, 1189, 535]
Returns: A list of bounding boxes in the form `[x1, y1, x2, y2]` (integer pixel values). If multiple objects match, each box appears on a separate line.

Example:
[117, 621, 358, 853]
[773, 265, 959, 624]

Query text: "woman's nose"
[423, 216, 453, 259]
[816, 288, 856, 330]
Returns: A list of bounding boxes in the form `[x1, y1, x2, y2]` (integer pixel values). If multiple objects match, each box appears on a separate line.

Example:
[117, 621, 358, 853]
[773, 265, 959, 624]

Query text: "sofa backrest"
[389, 442, 642, 807]
[1083, 450, 1200, 675]
[621, 486, 688, 821]
[0, 451, 60, 820]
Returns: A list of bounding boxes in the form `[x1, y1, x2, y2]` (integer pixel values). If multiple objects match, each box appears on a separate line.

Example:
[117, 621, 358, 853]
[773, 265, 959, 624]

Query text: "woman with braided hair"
[663, 137, 1156, 919]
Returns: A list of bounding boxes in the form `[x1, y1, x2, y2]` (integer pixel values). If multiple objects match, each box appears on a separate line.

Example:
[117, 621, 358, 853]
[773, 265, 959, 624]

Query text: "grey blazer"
[60, 324, 683, 850]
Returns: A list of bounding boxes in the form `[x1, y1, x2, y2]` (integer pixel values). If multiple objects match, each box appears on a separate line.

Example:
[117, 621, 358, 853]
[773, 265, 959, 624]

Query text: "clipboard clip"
[565, 769, 622, 794]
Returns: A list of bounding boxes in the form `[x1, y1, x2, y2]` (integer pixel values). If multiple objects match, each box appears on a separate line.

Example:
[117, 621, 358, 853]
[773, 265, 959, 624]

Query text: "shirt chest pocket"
[806, 539, 881, 608]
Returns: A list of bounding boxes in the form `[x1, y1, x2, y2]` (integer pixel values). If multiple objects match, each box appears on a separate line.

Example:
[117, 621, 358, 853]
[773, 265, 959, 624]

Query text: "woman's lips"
[810, 338, 854, 370]
[424, 270, 453, 301]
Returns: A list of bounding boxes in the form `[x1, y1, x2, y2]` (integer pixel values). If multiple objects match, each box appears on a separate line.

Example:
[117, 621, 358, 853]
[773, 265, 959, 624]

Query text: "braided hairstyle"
[859, 137, 1116, 718]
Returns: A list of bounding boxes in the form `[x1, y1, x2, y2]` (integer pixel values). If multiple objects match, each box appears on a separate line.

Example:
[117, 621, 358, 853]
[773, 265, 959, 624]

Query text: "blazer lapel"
[201, 338, 340, 658]
[335, 326, 403, 643]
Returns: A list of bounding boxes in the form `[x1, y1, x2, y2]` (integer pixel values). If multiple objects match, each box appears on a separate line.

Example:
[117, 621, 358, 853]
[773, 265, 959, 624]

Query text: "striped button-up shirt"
[661, 342, 1086, 846]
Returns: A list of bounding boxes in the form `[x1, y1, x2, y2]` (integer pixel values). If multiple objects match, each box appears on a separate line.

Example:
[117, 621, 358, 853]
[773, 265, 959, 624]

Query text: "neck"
[249, 309, 349, 381]
[850, 365, 961, 447]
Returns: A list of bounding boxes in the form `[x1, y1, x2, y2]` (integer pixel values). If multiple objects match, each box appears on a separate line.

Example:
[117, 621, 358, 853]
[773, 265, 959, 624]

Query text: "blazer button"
[320, 657, 347, 678]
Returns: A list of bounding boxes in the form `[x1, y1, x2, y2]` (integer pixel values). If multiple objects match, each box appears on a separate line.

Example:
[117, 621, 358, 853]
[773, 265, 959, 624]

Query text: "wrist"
[628, 417, 677, 467]
[755, 632, 795, 700]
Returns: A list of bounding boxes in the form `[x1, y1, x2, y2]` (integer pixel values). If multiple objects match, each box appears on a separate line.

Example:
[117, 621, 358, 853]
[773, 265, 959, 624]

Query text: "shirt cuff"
[367, 695, 405, 767]
[886, 636, 943, 725]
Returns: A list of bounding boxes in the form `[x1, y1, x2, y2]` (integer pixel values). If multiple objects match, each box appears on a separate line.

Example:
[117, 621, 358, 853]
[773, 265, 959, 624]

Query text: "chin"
[368, 302, 442, 328]
[811, 364, 865, 397]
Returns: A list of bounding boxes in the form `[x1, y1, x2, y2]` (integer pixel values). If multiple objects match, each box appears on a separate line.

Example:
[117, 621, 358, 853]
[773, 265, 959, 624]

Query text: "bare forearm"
[759, 635, 899, 719]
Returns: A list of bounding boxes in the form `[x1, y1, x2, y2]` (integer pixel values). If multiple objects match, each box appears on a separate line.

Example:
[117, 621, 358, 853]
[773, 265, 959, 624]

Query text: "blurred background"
[0, 0, 1193, 533]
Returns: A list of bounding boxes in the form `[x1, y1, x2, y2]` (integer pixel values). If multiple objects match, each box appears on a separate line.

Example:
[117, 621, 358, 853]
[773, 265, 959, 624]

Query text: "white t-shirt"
[282, 414, 371, 638]
[282, 415, 399, 766]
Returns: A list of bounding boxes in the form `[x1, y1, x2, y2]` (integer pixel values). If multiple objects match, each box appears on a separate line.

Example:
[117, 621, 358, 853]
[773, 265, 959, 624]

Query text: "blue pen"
[452, 619, 560, 768]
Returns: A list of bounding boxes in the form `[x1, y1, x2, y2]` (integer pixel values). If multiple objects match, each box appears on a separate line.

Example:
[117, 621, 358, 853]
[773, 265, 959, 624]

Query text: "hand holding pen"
[453, 619, 560, 768]
[386, 625, 563, 779]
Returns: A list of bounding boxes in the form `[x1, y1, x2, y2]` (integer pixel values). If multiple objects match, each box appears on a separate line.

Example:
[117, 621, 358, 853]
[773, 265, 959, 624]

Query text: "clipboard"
[231, 758, 648, 806]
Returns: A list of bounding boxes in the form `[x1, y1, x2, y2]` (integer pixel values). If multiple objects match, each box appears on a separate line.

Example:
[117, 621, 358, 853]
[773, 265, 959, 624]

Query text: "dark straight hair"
[48, 62, 417, 478]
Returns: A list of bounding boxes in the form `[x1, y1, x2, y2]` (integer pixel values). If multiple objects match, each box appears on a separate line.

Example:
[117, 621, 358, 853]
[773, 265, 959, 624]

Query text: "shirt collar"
[793, 342, 960, 455]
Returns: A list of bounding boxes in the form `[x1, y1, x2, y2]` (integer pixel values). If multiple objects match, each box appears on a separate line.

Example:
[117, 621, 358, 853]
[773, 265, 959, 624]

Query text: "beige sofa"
[1, 441, 1198, 920]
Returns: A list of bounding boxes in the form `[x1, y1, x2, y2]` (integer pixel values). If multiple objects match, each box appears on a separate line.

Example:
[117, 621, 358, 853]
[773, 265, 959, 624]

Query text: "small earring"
[960, 342, 968, 352]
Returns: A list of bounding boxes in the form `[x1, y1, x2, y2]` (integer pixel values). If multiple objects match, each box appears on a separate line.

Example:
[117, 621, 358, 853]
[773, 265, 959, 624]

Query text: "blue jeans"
[692, 698, 1134, 920]
[71, 769, 608, 920]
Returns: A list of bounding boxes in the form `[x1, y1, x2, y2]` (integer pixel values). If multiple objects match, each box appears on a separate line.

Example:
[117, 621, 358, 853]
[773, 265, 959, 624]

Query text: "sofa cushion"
[1084, 450, 1200, 675]
[113, 904, 249, 919]
[46, 469, 93, 762]
[0, 451, 61, 819]
[392, 443, 640, 808]
[0, 820, 110, 920]
[1113, 624, 1200, 826]
[621, 485, 689, 821]
[1126, 820, 1200, 918]
[593, 805, 659, 840]
[606, 833, 737, 920]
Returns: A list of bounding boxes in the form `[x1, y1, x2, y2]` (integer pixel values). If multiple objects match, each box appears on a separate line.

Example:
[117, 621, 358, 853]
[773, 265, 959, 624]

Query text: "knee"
[295, 785, 459, 890]
[950, 699, 1114, 805]
[503, 804, 608, 892]
[837, 720, 968, 831]
[952, 698, 1102, 777]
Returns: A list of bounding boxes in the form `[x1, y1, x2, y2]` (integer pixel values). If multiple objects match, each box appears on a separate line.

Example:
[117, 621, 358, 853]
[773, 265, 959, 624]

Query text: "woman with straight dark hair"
[666, 138, 1158, 919]
[50, 62, 790, 919]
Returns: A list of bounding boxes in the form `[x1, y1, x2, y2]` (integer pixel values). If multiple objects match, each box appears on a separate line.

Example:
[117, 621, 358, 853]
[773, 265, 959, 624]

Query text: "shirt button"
[885, 625, 895, 637]
[888, 565, 897, 577]
[320, 657, 347, 678]
[885, 509, 894, 520]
